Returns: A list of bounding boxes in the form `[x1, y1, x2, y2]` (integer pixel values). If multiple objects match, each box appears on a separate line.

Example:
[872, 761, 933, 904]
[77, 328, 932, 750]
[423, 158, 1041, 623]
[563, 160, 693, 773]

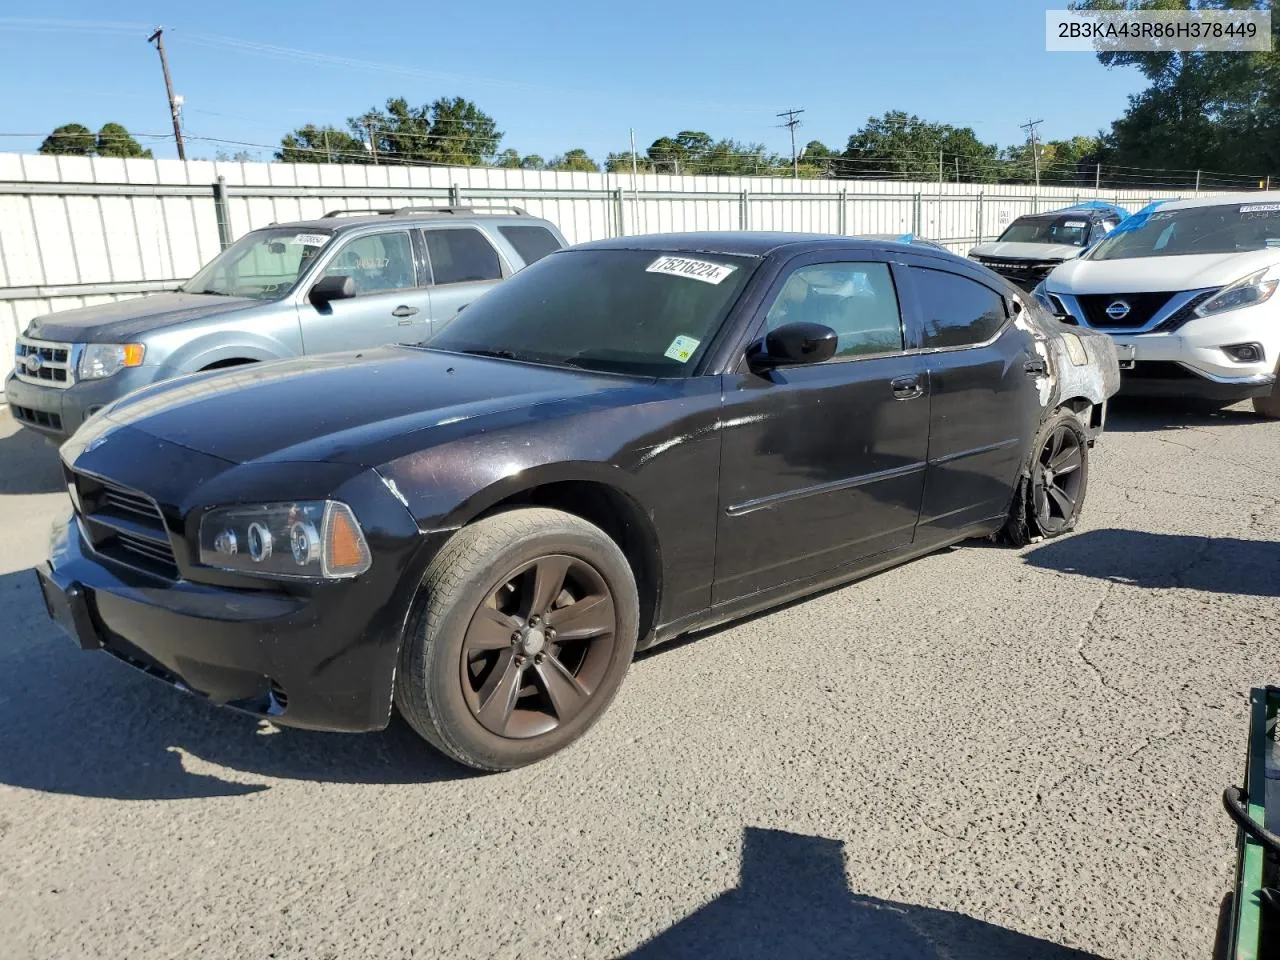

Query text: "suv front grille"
[71, 472, 178, 579]
[15, 337, 75, 388]
[1077, 292, 1176, 329]
[972, 257, 1063, 291]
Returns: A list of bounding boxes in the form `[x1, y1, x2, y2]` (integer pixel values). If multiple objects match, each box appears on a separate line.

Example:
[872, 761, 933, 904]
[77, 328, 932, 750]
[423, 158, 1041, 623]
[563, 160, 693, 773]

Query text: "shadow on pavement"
[0, 567, 476, 800]
[1106, 396, 1263, 434]
[1023, 528, 1280, 597]
[629, 827, 1103, 959]
[0, 416, 65, 495]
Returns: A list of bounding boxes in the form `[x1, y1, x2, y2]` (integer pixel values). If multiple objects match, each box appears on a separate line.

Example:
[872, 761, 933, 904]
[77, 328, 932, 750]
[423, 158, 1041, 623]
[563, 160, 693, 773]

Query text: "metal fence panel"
[0, 152, 1196, 394]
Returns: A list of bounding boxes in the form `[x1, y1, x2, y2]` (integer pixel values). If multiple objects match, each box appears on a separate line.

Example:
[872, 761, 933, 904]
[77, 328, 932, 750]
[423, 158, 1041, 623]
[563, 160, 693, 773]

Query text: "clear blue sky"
[0, 3, 1147, 163]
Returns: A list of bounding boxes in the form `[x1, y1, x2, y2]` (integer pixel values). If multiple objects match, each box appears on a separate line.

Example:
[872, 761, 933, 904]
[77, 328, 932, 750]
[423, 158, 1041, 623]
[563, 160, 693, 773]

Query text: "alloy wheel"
[1033, 423, 1085, 531]
[460, 554, 618, 739]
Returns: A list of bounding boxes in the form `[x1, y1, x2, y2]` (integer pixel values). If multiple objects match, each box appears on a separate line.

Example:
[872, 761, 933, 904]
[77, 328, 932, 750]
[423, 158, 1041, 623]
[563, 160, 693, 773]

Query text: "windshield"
[997, 215, 1092, 247]
[1087, 202, 1280, 261]
[427, 248, 757, 377]
[182, 228, 333, 300]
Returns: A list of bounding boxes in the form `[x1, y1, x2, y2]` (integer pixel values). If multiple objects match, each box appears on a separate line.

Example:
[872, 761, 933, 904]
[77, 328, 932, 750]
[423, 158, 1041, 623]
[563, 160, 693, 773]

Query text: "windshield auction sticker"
[1241, 204, 1280, 214]
[663, 335, 701, 363]
[291, 233, 331, 246]
[646, 256, 737, 285]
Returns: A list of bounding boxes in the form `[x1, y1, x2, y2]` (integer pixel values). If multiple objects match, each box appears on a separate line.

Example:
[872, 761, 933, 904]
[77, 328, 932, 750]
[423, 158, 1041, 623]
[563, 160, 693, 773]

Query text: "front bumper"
[5, 367, 156, 441]
[37, 513, 432, 732]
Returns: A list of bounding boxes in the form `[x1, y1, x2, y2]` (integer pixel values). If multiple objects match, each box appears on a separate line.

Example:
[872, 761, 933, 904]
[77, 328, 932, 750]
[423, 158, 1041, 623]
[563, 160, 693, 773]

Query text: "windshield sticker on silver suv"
[663, 335, 701, 363]
[290, 233, 331, 246]
[1240, 204, 1280, 214]
[1063, 221, 1087, 227]
[646, 256, 737, 285]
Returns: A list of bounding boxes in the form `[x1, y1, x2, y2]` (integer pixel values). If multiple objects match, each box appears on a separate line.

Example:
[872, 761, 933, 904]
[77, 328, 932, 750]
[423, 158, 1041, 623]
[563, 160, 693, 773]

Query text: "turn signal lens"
[322, 502, 372, 578]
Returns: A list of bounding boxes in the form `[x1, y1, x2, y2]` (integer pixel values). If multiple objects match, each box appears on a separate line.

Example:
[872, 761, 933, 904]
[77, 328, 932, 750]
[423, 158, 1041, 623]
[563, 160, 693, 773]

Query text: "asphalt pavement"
[1, 399, 1277, 960]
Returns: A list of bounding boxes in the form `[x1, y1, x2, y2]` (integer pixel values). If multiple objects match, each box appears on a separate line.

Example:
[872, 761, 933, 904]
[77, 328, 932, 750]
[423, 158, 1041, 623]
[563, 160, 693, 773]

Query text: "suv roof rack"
[321, 204, 530, 219]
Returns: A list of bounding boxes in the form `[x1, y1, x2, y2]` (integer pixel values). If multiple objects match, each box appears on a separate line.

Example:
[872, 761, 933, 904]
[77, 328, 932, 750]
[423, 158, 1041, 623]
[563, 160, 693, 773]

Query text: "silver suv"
[6, 206, 566, 441]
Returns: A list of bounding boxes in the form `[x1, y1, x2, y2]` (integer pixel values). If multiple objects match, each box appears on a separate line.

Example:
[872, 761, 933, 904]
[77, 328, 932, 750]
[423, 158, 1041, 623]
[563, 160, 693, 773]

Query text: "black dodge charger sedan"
[38, 233, 1120, 770]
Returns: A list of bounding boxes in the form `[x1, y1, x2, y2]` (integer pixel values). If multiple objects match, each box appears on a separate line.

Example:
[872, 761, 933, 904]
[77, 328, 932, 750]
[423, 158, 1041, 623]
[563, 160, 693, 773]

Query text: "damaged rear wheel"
[1001, 409, 1090, 546]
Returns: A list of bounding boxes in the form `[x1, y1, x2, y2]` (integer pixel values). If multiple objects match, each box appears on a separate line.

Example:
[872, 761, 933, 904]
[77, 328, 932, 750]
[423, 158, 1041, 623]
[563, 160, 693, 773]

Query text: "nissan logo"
[23, 353, 43, 374]
[1105, 300, 1131, 320]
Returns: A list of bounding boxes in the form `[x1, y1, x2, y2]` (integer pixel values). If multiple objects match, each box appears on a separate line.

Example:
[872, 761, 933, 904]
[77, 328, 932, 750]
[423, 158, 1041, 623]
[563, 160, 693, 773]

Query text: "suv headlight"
[78, 343, 145, 380]
[198, 500, 371, 579]
[1194, 269, 1278, 318]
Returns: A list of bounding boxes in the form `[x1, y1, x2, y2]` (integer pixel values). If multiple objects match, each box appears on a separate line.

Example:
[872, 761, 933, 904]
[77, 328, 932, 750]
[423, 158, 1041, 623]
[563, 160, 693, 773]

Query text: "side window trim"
[420, 225, 510, 286]
[317, 228, 418, 297]
[901, 261, 1012, 353]
[737, 252, 907, 369]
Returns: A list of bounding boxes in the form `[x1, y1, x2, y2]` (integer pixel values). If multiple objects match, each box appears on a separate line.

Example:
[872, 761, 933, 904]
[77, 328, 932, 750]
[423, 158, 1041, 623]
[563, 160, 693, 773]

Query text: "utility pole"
[1095, 163, 1101, 190]
[777, 108, 805, 178]
[1020, 118, 1043, 191]
[146, 28, 185, 160]
[366, 120, 379, 164]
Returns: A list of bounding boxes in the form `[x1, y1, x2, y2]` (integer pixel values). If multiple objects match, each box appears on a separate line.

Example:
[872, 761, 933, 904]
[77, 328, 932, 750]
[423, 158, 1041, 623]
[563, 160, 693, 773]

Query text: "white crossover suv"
[1034, 193, 1280, 417]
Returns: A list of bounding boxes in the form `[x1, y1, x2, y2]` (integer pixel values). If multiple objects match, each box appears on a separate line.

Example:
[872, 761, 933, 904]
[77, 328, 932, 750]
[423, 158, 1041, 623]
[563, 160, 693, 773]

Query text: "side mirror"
[749, 321, 838, 370]
[309, 274, 355, 307]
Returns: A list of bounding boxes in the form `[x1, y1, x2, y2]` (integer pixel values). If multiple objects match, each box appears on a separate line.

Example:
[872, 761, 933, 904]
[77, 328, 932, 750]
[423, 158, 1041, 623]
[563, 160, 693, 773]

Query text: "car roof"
[1139, 191, 1280, 212]
[572, 231, 962, 260]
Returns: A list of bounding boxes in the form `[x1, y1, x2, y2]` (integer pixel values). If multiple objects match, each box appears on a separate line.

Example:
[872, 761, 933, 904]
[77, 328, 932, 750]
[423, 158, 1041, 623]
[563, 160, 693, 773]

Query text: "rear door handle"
[392, 305, 419, 323]
[890, 376, 923, 400]
[1024, 357, 1047, 375]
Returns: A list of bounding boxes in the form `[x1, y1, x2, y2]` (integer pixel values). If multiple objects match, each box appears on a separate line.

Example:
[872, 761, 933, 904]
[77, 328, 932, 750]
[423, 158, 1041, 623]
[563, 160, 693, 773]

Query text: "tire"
[1001, 409, 1090, 546]
[395, 507, 639, 771]
[1252, 379, 1280, 419]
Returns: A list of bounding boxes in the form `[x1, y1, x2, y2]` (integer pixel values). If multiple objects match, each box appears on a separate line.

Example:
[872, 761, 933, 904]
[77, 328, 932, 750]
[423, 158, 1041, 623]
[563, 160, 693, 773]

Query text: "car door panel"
[420, 227, 506, 337]
[897, 259, 1043, 536]
[713, 256, 929, 605]
[300, 230, 430, 354]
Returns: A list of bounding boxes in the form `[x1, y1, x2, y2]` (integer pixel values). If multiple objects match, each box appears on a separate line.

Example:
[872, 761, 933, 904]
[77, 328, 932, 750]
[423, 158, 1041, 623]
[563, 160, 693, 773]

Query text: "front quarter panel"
[144, 301, 303, 377]
[376, 378, 727, 627]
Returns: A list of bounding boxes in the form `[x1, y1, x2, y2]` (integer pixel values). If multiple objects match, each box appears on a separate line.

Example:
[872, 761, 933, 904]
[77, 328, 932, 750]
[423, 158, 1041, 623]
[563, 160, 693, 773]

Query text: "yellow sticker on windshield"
[664, 335, 701, 363]
[647, 255, 737, 284]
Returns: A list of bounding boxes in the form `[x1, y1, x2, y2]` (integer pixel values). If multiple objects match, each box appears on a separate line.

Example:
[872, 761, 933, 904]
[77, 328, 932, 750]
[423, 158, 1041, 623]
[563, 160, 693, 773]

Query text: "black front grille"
[71, 472, 179, 578]
[10, 404, 63, 431]
[1078, 292, 1176, 329]
[973, 258, 1062, 291]
[1152, 291, 1219, 332]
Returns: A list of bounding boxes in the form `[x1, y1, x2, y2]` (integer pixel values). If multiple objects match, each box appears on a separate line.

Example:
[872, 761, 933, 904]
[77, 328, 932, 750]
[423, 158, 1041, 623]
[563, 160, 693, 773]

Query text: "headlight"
[198, 500, 371, 579]
[78, 343, 145, 380]
[1194, 269, 1279, 318]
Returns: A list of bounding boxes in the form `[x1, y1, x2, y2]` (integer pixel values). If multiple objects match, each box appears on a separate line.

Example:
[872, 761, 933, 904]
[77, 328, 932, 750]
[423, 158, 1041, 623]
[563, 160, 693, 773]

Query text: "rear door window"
[424, 228, 503, 285]
[498, 225, 564, 266]
[909, 267, 1008, 349]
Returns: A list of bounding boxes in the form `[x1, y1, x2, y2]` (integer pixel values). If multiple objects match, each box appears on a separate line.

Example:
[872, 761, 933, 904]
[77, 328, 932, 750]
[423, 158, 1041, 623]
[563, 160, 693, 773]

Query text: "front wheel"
[395, 507, 639, 771]
[1001, 410, 1090, 546]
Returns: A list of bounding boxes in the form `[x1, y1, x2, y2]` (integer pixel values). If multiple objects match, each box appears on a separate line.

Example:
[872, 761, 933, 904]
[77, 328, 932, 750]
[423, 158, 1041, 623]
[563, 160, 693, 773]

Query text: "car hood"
[94, 346, 647, 466]
[25, 292, 261, 343]
[970, 241, 1083, 262]
[1046, 249, 1280, 294]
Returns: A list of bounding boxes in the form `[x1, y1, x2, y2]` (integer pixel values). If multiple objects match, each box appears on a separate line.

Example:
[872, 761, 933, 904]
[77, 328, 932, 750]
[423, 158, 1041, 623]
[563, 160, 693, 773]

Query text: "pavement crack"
[1074, 582, 1139, 705]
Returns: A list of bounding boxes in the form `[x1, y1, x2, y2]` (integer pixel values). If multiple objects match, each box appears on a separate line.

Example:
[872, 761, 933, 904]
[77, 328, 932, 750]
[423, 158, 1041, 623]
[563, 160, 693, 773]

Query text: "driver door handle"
[890, 376, 923, 400]
[392, 305, 419, 323]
